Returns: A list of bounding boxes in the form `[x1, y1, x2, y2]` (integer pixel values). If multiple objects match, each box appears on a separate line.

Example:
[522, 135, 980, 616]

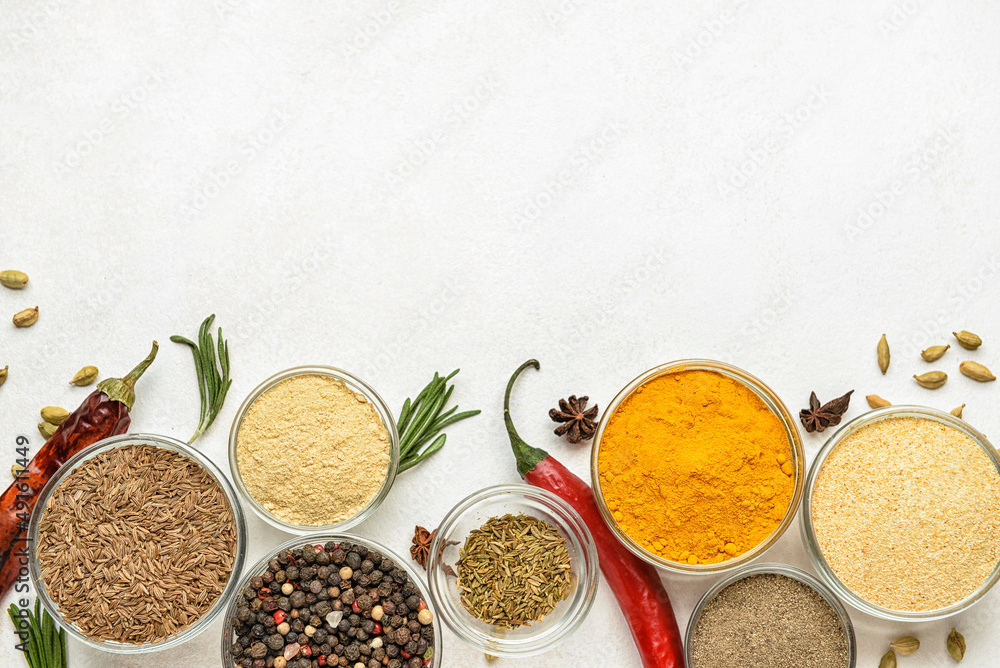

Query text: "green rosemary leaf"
[397, 369, 479, 472]
[172, 314, 233, 444]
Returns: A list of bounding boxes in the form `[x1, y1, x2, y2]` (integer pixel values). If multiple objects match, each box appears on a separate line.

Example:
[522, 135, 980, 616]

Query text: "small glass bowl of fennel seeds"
[426, 484, 599, 659]
[685, 563, 856, 668]
[29, 433, 247, 654]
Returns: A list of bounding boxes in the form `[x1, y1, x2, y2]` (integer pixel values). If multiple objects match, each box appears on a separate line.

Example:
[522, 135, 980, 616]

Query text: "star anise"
[799, 390, 854, 433]
[410, 526, 434, 569]
[410, 525, 457, 576]
[549, 395, 599, 443]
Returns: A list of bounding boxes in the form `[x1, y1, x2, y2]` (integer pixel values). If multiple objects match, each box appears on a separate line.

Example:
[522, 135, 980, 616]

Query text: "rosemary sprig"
[170, 314, 232, 443]
[7, 599, 66, 668]
[397, 369, 480, 473]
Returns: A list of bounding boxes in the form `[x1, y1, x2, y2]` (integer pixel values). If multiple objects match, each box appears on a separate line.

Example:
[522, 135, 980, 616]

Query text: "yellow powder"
[598, 369, 794, 565]
[236, 374, 390, 525]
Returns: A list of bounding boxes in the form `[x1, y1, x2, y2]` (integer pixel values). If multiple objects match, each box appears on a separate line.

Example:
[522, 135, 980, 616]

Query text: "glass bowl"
[426, 484, 599, 658]
[590, 359, 805, 574]
[802, 405, 1000, 621]
[684, 563, 857, 668]
[28, 433, 248, 654]
[228, 365, 399, 534]
[220, 533, 442, 668]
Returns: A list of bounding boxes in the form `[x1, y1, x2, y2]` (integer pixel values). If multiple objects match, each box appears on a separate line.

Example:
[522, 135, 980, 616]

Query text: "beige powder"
[236, 374, 390, 525]
[812, 416, 1000, 611]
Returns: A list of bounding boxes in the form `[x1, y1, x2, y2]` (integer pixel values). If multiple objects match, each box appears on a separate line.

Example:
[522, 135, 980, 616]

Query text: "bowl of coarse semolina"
[802, 406, 1000, 621]
[590, 359, 805, 574]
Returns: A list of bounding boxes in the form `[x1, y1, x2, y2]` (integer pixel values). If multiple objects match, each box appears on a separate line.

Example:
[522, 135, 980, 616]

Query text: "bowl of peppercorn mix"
[222, 534, 441, 668]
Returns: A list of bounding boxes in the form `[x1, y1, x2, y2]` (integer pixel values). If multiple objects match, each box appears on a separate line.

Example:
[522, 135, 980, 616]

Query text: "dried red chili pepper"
[0, 342, 158, 600]
[504, 360, 686, 668]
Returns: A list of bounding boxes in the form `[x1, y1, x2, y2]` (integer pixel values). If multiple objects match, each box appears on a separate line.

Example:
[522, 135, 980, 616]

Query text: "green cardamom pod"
[954, 330, 982, 350]
[879, 649, 897, 668]
[960, 360, 995, 382]
[40, 406, 69, 425]
[12, 306, 38, 328]
[69, 365, 99, 386]
[921, 344, 950, 362]
[0, 365, 7, 387]
[947, 627, 966, 661]
[890, 636, 920, 655]
[866, 394, 891, 408]
[913, 370, 948, 389]
[37, 421, 57, 439]
[951, 404, 966, 418]
[878, 334, 890, 374]
[0, 270, 28, 289]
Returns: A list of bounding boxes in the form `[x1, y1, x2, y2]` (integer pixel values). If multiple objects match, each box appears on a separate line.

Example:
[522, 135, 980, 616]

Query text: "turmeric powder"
[597, 369, 794, 565]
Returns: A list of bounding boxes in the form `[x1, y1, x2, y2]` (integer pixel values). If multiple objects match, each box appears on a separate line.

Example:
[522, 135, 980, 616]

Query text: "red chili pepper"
[0, 343, 158, 600]
[504, 360, 686, 668]
[352, 601, 360, 613]
[273, 610, 286, 625]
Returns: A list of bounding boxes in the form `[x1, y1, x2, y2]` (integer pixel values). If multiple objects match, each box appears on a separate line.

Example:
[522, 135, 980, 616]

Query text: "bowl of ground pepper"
[29, 433, 247, 654]
[229, 366, 399, 533]
[685, 563, 856, 668]
[591, 359, 804, 573]
[803, 406, 1000, 621]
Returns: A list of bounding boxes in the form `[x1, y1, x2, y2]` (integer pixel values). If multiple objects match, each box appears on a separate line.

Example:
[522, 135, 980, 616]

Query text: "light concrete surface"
[2, 1, 1000, 666]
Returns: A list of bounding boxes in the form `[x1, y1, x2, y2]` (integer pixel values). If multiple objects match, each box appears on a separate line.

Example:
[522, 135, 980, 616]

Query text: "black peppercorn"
[250, 576, 264, 590]
[286, 566, 300, 581]
[344, 645, 361, 661]
[266, 633, 284, 650]
[407, 656, 422, 668]
[316, 550, 331, 566]
[385, 644, 400, 658]
[332, 549, 346, 564]
[290, 591, 306, 608]
[309, 580, 323, 594]
[249, 641, 268, 659]
[346, 552, 362, 570]
[285, 631, 298, 644]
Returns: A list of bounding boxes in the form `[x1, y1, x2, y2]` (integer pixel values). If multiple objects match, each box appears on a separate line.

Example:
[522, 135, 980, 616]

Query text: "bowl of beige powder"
[229, 366, 398, 533]
[803, 406, 1000, 621]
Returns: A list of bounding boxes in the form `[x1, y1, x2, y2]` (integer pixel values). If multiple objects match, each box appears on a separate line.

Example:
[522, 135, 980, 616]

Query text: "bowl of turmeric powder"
[591, 359, 804, 573]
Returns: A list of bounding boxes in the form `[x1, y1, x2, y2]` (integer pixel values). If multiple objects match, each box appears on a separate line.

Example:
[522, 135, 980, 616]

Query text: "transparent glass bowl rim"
[590, 359, 805, 574]
[684, 562, 858, 668]
[28, 432, 249, 654]
[801, 405, 1000, 621]
[219, 532, 442, 668]
[228, 365, 400, 534]
[426, 483, 600, 658]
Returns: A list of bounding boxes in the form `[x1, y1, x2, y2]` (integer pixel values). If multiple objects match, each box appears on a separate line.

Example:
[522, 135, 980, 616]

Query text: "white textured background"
[2, 0, 1000, 666]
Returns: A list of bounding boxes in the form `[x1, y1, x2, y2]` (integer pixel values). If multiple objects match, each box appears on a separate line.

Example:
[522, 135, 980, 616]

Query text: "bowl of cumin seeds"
[29, 433, 247, 653]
